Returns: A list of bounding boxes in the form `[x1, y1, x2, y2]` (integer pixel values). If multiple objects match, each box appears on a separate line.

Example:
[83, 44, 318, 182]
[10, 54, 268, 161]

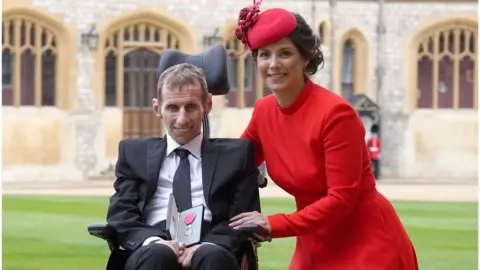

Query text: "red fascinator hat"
[235, 0, 297, 50]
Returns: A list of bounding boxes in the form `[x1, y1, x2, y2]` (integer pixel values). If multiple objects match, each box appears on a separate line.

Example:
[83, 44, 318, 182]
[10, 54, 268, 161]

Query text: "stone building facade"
[2, 0, 478, 182]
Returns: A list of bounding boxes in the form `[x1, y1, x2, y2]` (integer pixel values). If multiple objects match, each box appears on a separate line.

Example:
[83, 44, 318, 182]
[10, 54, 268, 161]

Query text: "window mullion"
[452, 29, 461, 109]
[432, 32, 439, 109]
[34, 24, 42, 107]
[13, 18, 21, 107]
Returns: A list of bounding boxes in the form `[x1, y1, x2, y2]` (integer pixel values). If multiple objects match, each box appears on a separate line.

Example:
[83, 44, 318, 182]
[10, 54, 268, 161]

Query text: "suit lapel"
[145, 138, 167, 202]
[201, 138, 218, 208]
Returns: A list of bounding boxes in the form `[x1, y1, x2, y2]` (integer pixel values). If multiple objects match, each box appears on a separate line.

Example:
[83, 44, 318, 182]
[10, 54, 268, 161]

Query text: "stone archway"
[408, 15, 477, 111]
[404, 13, 478, 178]
[103, 22, 184, 139]
[334, 27, 370, 96]
[96, 9, 197, 157]
[2, 7, 72, 108]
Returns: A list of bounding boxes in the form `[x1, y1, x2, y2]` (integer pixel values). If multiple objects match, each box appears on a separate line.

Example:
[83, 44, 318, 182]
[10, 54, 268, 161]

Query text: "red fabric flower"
[234, 0, 263, 48]
[233, 2, 297, 51]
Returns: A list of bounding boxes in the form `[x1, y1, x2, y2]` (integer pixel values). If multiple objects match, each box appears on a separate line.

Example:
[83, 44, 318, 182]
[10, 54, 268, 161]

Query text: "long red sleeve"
[267, 103, 365, 237]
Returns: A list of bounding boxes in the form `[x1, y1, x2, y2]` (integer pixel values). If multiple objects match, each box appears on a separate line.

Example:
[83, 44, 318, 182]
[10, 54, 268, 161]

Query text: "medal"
[184, 212, 196, 236]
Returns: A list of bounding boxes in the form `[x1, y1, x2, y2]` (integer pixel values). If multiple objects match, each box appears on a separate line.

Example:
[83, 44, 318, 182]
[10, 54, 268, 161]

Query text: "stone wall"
[2, 0, 478, 180]
[380, 3, 477, 177]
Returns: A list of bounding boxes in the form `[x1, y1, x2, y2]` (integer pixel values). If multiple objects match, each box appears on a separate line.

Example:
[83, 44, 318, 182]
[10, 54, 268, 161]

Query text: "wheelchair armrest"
[87, 223, 116, 242]
[258, 176, 268, 188]
[237, 223, 270, 243]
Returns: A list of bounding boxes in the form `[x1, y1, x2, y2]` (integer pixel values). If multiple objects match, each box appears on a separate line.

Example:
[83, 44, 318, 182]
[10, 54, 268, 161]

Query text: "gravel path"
[2, 180, 477, 202]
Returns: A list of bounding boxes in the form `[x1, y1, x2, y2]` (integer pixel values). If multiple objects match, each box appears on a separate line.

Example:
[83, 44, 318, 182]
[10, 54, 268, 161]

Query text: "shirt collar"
[166, 132, 203, 159]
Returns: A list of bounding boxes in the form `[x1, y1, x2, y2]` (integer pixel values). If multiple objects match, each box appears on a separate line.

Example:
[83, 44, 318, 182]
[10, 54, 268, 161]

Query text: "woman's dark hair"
[252, 13, 324, 76]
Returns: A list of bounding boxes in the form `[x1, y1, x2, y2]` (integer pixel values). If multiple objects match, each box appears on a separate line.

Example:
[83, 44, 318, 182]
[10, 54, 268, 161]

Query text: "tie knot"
[175, 148, 190, 159]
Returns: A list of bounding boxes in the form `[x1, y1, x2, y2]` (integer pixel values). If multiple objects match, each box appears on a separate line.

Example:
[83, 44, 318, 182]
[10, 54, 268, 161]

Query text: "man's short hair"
[156, 63, 209, 104]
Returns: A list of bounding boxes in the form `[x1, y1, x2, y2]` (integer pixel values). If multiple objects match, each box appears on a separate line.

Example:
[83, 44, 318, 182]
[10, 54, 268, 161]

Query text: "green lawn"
[3, 195, 478, 270]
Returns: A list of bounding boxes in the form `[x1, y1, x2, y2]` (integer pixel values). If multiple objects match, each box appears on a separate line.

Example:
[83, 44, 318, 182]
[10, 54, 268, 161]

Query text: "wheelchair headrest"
[157, 45, 230, 96]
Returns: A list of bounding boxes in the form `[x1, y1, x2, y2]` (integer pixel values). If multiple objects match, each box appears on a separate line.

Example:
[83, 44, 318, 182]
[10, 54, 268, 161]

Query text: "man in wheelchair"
[105, 62, 261, 270]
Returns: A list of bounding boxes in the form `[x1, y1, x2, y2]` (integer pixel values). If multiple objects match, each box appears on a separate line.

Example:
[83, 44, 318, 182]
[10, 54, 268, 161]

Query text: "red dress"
[241, 79, 418, 270]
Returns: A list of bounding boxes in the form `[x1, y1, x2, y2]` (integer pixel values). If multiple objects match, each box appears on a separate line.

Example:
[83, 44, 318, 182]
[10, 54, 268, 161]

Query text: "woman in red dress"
[228, 1, 419, 269]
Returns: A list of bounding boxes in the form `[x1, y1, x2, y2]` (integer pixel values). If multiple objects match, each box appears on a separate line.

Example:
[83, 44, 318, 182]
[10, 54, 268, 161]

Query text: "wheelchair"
[87, 45, 268, 270]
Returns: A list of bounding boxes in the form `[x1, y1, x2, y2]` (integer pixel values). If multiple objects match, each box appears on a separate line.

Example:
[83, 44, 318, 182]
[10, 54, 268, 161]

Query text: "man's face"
[152, 80, 212, 145]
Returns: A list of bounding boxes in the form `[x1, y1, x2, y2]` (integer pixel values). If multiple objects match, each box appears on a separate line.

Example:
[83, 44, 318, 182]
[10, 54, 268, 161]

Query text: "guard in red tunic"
[367, 124, 381, 179]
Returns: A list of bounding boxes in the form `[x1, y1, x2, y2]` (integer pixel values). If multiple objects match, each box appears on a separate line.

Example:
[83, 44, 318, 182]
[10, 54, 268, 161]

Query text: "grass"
[3, 195, 478, 270]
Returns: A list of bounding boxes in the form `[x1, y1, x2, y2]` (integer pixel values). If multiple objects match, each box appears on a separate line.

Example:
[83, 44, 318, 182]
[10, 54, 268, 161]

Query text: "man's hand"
[178, 244, 202, 268]
[152, 239, 186, 257]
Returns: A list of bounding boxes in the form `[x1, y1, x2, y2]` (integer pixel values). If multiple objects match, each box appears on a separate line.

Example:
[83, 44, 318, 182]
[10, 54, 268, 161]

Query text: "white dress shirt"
[143, 133, 213, 245]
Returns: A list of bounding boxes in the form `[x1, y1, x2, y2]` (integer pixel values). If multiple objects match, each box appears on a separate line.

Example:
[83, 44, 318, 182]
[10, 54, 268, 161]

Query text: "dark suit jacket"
[106, 136, 261, 262]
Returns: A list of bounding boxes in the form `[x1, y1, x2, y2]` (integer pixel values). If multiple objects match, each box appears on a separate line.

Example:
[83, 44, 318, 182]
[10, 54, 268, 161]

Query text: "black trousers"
[371, 159, 380, 179]
[125, 243, 240, 270]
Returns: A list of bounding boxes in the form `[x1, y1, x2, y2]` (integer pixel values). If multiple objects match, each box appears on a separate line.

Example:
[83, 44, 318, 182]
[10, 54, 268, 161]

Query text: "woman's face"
[256, 38, 308, 94]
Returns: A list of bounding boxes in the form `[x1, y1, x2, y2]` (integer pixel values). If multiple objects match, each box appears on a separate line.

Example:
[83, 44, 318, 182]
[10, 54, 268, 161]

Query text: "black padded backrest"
[157, 45, 230, 96]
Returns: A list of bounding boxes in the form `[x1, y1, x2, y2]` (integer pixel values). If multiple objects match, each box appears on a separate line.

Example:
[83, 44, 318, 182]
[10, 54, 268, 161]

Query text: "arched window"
[2, 15, 58, 106]
[341, 39, 355, 98]
[416, 24, 477, 109]
[224, 36, 266, 108]
[335, 28, 368, 97]
[104, 22, 181, 138]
